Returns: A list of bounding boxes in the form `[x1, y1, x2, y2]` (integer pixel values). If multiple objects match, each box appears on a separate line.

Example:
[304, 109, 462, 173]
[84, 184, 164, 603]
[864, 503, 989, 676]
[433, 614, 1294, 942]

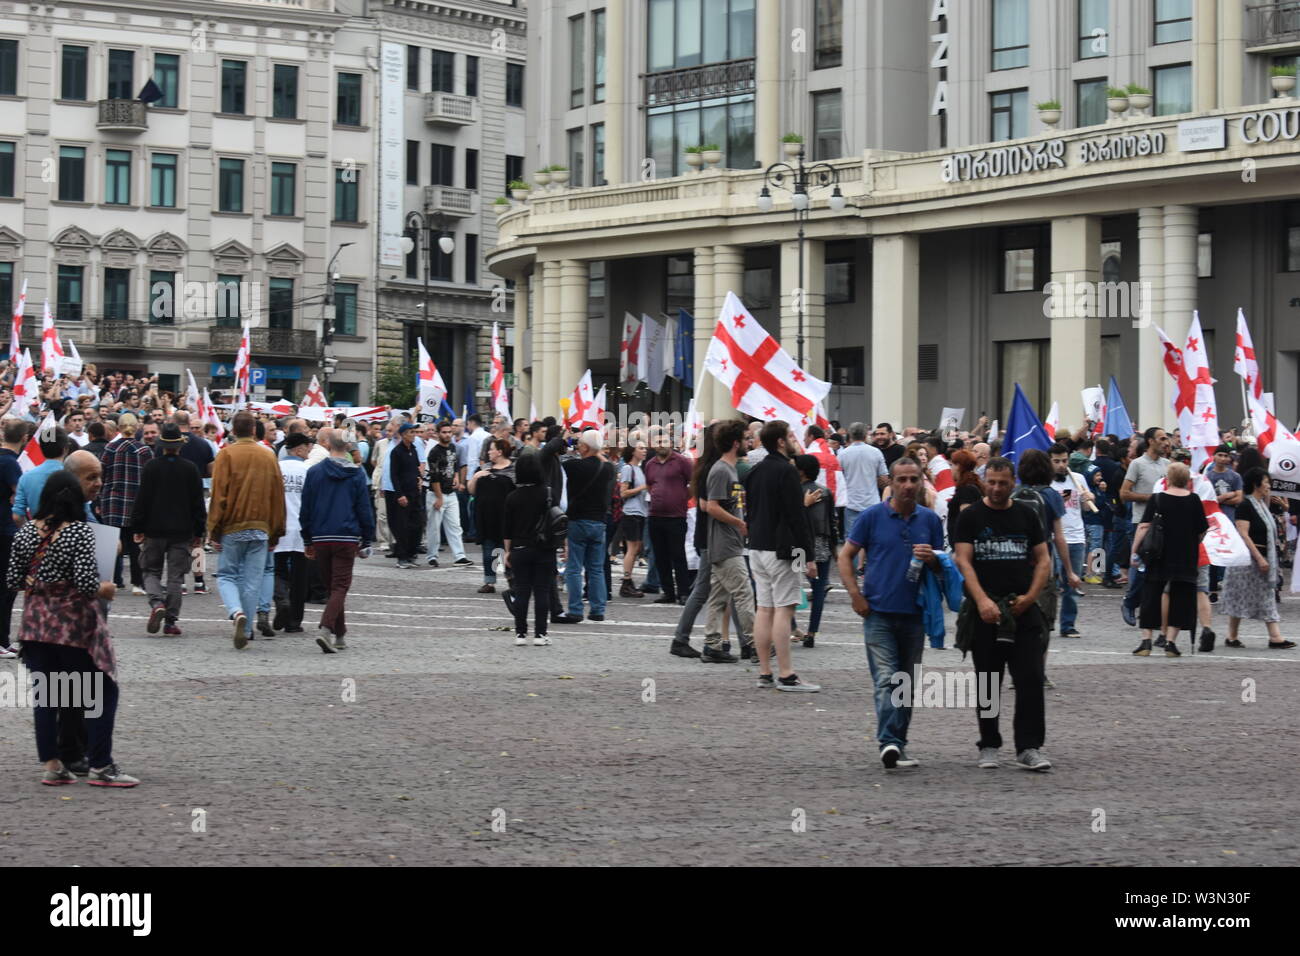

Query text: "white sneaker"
[775, 674, 820, 693]
[131, 586, 146, 596]
[515, 634, 528, 646]
[532, 635, 551, 646]
[0, 645, 17, 659]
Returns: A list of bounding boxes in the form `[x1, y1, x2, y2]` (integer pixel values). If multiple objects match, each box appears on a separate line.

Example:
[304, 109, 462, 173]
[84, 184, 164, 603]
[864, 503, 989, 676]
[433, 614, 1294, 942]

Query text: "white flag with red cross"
[563, 369, 598, 428]
[9, 278, 26, 364]
[1181, 312, 1219, 470]
[1234, 308, 1263, 403]
[1043, 401, 1059, 441]
[684, 398, 704, 460]
[12, 347, 36, 414]
[416, 337, 447, 417]
[490, 322, 510, 418]
[619, 313, 642, 390]
[185, 369, 202, 413]
[929, 453, 957, 523]
[19, 412, 57, 473]
[806, 437, 846, 508]
[1248, 390, 1296, 457]
[202, 388, 225, 435]
[704, 291, 830, 425]
[232, 323, 252, 404]
[798, 401, 832, 434]
[41, 300, 64, 375]
[301, 374, 327, 408]
[1155, 472, 1251, 567]
[592, 384, 608, 430]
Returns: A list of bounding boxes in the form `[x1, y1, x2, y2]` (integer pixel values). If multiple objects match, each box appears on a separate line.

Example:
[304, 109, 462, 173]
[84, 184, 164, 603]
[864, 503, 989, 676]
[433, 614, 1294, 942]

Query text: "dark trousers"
[1139, 574, 1197, 632]
[23, 642, 118, 769]
[385, 491, 418, 562]
[511, 547, 555, 636]
[970, 611, 1045, 753]
[274, 551, 309, 627]
[0, 534, 16, 647]
[315, 542, 358, 637]
[141, 534, 191, 621]
[648, 516, 689, 600]
[114, 526, 143, 588]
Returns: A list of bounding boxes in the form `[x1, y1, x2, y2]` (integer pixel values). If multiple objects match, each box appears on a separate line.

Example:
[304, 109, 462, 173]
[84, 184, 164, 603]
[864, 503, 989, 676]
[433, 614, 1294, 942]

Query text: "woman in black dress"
[503, 453, 557, 647]
[1130, 463, 1208, 658]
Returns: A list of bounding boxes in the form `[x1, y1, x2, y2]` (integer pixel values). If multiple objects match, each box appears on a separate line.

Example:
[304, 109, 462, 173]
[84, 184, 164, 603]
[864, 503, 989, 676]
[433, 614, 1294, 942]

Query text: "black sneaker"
[1153, 635, 1167, 648]
[256, 611, 275, 637]
[1198, 627, 1216, 653]
[65, 758, 90, 776]
[587, 613, 605, 622]
[670, 641, 701, 659]
[551, 614, 583, 624]
[640, 585, 662, 595]
[756, 673, 775, 689]
[272, 608, 286, 631]
[1133, 639, 1152, 656]
[740, 643, 756, 661]
[146, 605, 165, 634]
[454, 557, 474, 567]
[1060, 628, 1081, 639]
[880, 744, 901, 769]
[652, 594, 677, 604]
[700, 646, 737, 663]
[1165, 642, 1182, 657]
[802, 632, 815, 648]
[1121, 603, 1137, 627]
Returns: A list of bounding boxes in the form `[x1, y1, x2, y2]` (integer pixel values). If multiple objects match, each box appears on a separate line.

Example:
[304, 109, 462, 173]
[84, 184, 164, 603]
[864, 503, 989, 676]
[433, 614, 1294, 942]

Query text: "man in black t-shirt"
[952, 457, 1052, 772]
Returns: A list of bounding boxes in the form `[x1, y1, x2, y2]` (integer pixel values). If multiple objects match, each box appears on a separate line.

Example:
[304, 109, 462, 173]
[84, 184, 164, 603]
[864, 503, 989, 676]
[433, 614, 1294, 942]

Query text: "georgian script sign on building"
[941, 130, 1165, 182]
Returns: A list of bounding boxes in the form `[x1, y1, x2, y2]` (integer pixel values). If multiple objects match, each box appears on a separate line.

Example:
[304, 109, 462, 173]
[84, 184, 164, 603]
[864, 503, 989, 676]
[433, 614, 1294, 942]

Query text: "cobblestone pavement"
[2, 554, 1298, 866]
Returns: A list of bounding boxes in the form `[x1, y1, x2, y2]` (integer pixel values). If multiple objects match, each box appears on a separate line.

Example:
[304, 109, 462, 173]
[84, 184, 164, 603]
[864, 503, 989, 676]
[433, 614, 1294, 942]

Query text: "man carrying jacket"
[301, 431, 374, 653]
[131, 424, 207, 636]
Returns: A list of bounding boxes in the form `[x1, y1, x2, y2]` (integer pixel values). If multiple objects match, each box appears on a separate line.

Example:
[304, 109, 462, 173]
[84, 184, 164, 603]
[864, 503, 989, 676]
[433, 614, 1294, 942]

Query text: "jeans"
[511, 547, 555, 636]
[862, 612, 926, 750]
[675, 548, 743, 646]
[315, 542, 357, 637]
[23, 641, 119, 769]
[1124, 563, 1146, 612]
[1059, 542, 1085, 631]
[481, 537, 502, 584]
[648, 516, 689, 600]
[565, 519, 607, 616]
[216, 536, 269, 622]
[426, 489, 466, 561]
[274, 551, 309, 627]
[1084, 524, 1103, 574]
[141, 535, 191, 621]
[970, 611, 1045, 752]
[258, 544, 275, 614]
[642, 523, 660, 590]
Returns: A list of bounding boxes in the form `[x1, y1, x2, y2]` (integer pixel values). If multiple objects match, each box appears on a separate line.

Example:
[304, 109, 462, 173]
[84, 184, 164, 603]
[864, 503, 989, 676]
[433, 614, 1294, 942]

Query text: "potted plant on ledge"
[782, 133, 804, 158]
[548, 164, 569, 185]
[684, 144, 704, 170]
[509, 179, 531, 201]
[700, 144, 723, 167]
[533, 168, 552, 187]
[1125, 83, 1152, 113]
[1106, 86, 1130, 117]
[1036, 99, 1062, 128]
[1272, 63, 1297, 96]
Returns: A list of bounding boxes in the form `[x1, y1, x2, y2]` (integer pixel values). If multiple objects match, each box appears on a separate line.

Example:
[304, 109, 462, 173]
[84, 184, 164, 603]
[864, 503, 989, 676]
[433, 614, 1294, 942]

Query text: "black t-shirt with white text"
[952, 499, 1046, 598]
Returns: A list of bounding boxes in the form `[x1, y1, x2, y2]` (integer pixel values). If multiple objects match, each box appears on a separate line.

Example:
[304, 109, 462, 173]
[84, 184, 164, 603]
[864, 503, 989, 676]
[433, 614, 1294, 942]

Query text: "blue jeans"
[1059, 542, 1085, 631]
[792, 559, 831, 635]
[258, 545, 275, 614]
[565, 519, 607, 616]
[1124, 564, 1146, 611]
[217, 537, 269, 623]
[481, 537, 501, 584]
[642, 523, 660, 590]
[862, 612, 926, 750]
[1084, 523, 1103, 575]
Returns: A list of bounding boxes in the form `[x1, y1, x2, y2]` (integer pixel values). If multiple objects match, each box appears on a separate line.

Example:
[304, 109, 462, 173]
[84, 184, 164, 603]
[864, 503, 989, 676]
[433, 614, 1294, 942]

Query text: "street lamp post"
[402, 208, 455, 409]
[321, 241, 354, 403]
[756, 145, 846, 369]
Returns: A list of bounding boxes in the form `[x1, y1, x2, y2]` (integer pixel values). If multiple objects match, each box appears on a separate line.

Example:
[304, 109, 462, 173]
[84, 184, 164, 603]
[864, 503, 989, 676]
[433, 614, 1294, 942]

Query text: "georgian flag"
[592, 384, 608, 431]
[20, 412, 58, 473]
[416, 337, 447, 417]
[1154, 472, 1251, 568]
[298, 404, 392, 424]
[185, 369, 202, 413]
[806, 437, 847, 508]
[1043, 401, 1060, 441]
[798, 400, 832, 433]
[1248, 390, 1296, 457]
[12, 347, 37, 414]
[490, 322, 510, 418]
[41, 300, 64, 375]
[684, 398, 704, 460]
[301, 374, 327, 408]
[1234, 308, 1263, 402]
[233, 323, 252, 404]
[704, 291, 830, 425]
[1181, 312, 1219, 471]
[202, 387, 225, 436]
[619, 313, 641, 390]
[929, 454, 957, 524]
[9, 277, 26, 363]
[563, 369, 598, 428]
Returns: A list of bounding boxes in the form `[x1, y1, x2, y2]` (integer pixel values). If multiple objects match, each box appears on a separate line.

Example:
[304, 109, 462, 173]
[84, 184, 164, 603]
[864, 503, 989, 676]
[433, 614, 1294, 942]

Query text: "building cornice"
[381, 0, 525, 31]
[20, 0, 351, 32]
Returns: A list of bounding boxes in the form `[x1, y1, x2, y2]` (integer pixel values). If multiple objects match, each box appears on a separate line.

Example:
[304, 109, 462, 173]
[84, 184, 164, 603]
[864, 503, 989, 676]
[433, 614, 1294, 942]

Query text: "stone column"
[513, 273, 531, 419]
[1217, 0, 1244, 110]
[557, 259, 589, 415]
[1136, 207, 1166, 432]
[539, 260, 560, 415]
[1049, 216, 1102, 428]
[692, 246, 716, 421]
[605, 0, 626, 186]
[779, 237, 825, 378]
[711, 245, 746, 419]
[1193, 0, 1218, 112]
[1162, 205, 1199, 423]
[869, 235, 919, 430]
[755, 0, 782, 171]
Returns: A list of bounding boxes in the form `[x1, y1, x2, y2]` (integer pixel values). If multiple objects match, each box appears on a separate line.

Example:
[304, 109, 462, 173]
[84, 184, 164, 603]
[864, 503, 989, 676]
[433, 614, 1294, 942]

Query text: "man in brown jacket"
[209, 411, 286, 649]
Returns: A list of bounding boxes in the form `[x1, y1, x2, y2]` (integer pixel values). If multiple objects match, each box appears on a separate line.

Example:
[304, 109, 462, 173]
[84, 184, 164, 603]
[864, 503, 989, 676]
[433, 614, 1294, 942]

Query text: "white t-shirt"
[1050, 472, 1087, 545]
[67, 431, 91, 448]
[276, 458, 308, 553]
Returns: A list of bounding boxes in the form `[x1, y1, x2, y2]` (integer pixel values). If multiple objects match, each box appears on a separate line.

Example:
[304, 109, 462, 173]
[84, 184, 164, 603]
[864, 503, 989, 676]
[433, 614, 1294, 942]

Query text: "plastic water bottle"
[907, 556, 923, 582]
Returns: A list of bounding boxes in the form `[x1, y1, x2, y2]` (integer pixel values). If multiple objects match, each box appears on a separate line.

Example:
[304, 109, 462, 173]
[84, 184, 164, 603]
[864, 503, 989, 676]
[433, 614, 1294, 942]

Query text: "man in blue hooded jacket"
[300, 431, 375, 654]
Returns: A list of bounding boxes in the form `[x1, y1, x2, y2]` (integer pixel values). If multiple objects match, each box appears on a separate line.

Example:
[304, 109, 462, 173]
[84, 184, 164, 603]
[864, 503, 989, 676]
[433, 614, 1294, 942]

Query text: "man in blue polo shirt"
[837, 456, 945, 771]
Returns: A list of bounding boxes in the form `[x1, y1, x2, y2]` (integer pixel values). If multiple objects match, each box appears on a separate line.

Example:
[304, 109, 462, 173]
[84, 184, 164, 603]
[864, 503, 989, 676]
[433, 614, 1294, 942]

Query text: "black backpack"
[532, 487, 568, 549]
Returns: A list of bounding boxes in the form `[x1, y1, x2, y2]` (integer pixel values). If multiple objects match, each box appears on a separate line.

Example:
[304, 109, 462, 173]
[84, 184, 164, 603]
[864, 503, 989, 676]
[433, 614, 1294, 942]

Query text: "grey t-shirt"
[1124, 455, 1170, 496]
[619, 463, 648, 517]
[706, 458, 745, 561]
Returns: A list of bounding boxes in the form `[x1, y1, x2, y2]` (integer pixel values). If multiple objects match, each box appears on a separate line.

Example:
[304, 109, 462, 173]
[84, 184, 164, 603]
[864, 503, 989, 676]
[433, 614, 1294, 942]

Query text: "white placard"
[939, 407, 964, 434]
[91, 523, 120, 584]
[379, 42, 405, 269]
[1178, 117, 1225, 152]
[59, 357, 83, 378]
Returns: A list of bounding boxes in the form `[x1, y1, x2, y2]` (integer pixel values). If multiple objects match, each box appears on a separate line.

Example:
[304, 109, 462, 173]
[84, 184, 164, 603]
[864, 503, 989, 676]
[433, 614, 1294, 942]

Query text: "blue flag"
[1103, 376, 1135, 438]
[673, 308, 695, 385]
[463, 380, 476, 417]
[1001, 383, 1052, 466]
[440, 398, 456, 420]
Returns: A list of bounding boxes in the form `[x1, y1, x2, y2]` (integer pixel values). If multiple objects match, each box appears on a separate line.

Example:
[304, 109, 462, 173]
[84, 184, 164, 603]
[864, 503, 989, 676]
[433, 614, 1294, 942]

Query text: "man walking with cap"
[386, 422, 422, 569]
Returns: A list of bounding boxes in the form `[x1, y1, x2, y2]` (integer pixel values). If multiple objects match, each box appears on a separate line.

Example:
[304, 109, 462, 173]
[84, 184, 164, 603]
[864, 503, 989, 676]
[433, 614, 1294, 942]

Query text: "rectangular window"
[999, 225, 1046, 292]
[998, 339, 1050, 416]
[57, 266, 83, 322]
[826, 347, 864, 386]
[218, 157, 244, 212]
[506, 62, 524, 107]
[0, 141, 13, 197]
[273, 64, 298, 119]
[825, 255, 854, 304]
[1285, 204, 1300, 272]
[149, 270, 176, 325]
[103, 268, 130, 322]
[1197, 232, 1213, 278]
[665, 254, 693, 312]
[107, 49, 134, 99]
[991, 88, 1028, 140]
[465, 148, 478, 191]
[270, 161, 296, 216]
[1077, 78, 1107, 126]
[812, 89, 842, 160]
[333, 282, 357, 336]
[1078, 0, 1108, 59]
[430, 50, 454, 94]
[742, 266, 772, 309]
[269, 278, 294, 329]
[815, 0, 843, 69]
[62, 45, 88, 100]
[405, 239, 419, 280]
[731, 0, 756, 60]
[0, 263, 11, 318]
[431, 234, 453, 282]
[150, 152, 177, 207]
[593, 10, 606, 102]
[221, 60, 246, 114]
[430, 144, 454, 186]
[464, 233, 478, 285]
[406, 140, 420, 185]
[592, 123, 606, 186]
[407, 46, 421, 91]
[1155, 0, 1193, 44]
[570, 15, 586, 108]
[334, 168, 359, 222]
[567, 128, 585, 188]
[506, 154, 524, 190]
[1153, 63, 1192, 115]
[992, 0, 1029, 70]
[215, 274, 242, 326]
[153, 53, 179, 108]
[58, 146, 86, 202]
[466, 55, 479, 97]
[105, 149, 132, 205]
[337, 73, 362, 125]
[0, 38, 16, 96]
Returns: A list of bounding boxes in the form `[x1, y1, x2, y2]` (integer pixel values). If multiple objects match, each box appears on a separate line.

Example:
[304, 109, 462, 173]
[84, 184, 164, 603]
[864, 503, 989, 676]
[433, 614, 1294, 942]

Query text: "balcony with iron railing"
[643, 58, 756, 107]
[424, 91, 479, 126]
[1248, 2, 1300, 45]
[97, 99, 148, 133]
[95, 320, 147, 348]
[209, 325, 317, 356]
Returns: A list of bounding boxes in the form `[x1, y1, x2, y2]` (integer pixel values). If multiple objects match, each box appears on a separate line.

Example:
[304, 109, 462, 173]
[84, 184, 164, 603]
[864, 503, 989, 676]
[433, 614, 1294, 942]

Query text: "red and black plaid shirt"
[97, 437, 155, 528]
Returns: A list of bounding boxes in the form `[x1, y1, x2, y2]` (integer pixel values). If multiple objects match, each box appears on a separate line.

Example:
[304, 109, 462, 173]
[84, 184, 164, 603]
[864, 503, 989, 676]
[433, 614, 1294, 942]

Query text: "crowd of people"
[1, 358, 1294, 786]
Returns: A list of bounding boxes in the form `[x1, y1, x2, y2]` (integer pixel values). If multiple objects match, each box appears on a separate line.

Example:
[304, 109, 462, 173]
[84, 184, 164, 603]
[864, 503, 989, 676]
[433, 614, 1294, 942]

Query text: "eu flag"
[1103, 376, 1135, 438]
[673, 308, 694, 386]
[1001, 383, 1052, 466]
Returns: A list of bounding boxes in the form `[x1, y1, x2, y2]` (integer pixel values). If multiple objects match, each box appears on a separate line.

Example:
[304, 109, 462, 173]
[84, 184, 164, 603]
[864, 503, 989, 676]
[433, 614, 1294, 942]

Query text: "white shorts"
[750, 550, 802, 608]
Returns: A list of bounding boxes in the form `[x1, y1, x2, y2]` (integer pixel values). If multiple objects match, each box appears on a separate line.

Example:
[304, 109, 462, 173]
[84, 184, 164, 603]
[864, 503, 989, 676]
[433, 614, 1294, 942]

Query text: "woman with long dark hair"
[1222, 467, 1295, 649]
[469, 437, 515, 594]
[8, 471, 136, 786]
[503, 453, 557, 646]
